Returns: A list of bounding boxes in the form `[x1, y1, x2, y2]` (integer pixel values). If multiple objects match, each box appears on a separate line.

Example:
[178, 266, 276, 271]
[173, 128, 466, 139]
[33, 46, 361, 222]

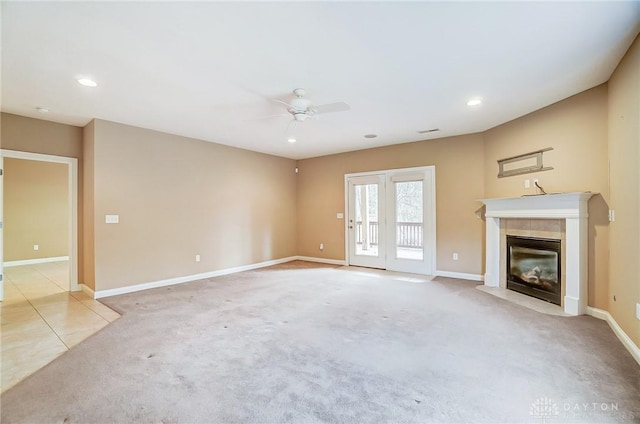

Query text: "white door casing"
[0, 154, 3, 301]
[0, 149, 79, 302]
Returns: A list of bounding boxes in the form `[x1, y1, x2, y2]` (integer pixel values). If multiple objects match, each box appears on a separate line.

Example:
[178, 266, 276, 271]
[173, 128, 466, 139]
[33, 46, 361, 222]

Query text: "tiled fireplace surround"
[481, 192, 593, 316]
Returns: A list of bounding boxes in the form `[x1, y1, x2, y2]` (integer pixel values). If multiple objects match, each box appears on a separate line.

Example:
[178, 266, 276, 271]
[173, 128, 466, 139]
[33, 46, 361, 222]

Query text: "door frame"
[0, 149, 79, 301]
[344, 165, 436, 275]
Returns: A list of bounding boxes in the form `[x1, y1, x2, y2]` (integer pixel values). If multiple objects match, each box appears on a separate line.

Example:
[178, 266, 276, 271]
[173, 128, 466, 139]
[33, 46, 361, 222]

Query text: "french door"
[347, 174, 386, 269]
[346, 167, 435, 275]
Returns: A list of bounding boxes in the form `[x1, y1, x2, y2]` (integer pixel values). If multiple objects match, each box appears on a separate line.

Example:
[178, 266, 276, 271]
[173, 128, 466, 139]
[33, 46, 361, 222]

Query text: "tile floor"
[1, 261, 120, 393]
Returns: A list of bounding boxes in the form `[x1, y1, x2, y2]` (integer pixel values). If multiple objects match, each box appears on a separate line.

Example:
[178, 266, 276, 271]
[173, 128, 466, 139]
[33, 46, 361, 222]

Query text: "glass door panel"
[355, 184, 379, 257]
[394, 181, 424, 261]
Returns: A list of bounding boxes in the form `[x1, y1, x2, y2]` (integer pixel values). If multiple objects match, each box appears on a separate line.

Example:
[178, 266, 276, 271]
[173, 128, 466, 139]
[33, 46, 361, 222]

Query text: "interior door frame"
[0, 149, 79, 301]
[344, 165, 436, 275]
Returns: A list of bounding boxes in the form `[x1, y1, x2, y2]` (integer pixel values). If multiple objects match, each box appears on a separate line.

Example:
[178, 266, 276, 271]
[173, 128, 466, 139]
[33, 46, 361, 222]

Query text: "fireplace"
[481, 192, 593, 315]
[506, 236, 561, 305]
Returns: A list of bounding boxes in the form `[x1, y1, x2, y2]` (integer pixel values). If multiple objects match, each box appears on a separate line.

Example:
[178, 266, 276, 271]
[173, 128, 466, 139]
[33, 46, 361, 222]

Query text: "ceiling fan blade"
[272, 99, 294, 109]
[244, 113, 290, 122]
[313, 102, 351, 115]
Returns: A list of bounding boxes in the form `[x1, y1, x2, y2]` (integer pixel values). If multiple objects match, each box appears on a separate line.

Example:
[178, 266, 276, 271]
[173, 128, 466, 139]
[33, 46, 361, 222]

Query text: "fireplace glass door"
[506, 236, 561, 305]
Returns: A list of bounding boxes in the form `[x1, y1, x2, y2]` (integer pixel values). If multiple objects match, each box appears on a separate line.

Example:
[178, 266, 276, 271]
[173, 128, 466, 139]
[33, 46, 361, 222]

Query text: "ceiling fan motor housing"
[289, 96, 313, 120]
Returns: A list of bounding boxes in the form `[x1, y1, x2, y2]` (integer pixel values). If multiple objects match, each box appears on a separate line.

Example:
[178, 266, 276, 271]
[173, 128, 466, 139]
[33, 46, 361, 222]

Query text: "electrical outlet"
[608, 210, 616, 222]
[195, 255, 201, 262]
[524, 180, 530, 188]
[319, 243, 324, 251]
[33, 244, 39, 251]
[452, 252, 459, 261]
[533, 178, 539, 186]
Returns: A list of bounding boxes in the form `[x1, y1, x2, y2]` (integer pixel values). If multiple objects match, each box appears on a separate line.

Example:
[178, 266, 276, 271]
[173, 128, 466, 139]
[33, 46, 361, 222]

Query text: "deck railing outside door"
[355, 221, 422, 248]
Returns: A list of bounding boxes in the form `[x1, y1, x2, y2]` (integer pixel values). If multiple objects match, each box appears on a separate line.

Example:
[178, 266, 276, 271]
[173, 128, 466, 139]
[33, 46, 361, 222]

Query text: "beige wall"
[1, 113, 82, 158]
[87, 120, 297, 291]
[483, 85, 610, 309]
[297, 134, 486, 275]
[608, 35, 640, 346]
[4, 158, 68, 261]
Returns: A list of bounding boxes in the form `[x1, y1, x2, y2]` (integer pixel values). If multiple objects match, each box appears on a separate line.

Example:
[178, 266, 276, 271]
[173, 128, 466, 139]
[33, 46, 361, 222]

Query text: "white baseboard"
[93, 256, 298, 299]
[587, 306, 640, 366]
[4, 256, 69, 267]
[294, 256, 347, 266]
[435, 270, 484, 281]
[80, 283, 96, 299]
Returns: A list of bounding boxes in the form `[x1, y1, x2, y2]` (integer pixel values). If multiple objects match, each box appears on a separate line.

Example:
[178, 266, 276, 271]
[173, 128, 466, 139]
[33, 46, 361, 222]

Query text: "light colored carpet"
[1, 261, 638, 423]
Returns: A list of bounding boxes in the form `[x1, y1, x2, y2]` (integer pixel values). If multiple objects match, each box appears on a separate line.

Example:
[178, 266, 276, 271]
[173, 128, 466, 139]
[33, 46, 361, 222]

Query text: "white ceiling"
[2, 2, 639, 160]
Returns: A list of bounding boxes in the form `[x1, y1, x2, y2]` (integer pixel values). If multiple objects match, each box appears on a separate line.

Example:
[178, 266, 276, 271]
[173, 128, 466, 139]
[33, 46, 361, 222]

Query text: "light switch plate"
[337, 213, 344, 219]
[636, 303, 640, 321]
[105, 214, 119, 224]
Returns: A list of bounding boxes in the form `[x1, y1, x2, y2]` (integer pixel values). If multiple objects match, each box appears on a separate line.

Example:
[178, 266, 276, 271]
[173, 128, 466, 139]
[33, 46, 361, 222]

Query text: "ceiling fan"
[256, 88, 351, 122]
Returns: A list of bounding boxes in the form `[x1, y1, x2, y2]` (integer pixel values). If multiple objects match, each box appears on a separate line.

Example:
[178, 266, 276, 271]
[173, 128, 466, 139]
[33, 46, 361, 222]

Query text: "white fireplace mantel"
[480, 192, 594, 316]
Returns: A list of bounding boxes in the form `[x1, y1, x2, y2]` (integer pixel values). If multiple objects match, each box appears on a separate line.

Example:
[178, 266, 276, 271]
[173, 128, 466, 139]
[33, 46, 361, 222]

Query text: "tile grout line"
[71, 294, 115, 323]
[24, 298, 72, 350]
[9, 281, 71, 350]
[33, 266, 70, 292]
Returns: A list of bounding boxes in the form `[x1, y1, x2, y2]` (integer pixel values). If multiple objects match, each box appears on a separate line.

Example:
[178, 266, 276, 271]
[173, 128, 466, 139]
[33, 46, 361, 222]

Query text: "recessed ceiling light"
[364, 134, 377, 139]
[36, 107, 49, 113]
[287, 138, 297, 143]
[467, 98, 482, 107]
[77, 78, 97, 87]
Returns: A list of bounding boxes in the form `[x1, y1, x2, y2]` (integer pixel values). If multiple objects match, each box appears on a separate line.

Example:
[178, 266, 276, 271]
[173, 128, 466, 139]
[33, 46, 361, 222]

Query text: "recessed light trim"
[77, 78, 97, 87]
[364, 134, 377, 139]
[467, 98, 482, 107]
[36, 107, 49, 113]
[287, 138, 297, 143]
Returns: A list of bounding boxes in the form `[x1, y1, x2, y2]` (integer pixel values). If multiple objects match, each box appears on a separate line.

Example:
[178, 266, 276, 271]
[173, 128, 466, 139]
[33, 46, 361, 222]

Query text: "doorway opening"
[344, 166, 436, 275]
[0, 150, 78, 301]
